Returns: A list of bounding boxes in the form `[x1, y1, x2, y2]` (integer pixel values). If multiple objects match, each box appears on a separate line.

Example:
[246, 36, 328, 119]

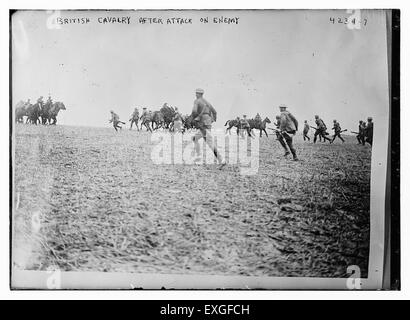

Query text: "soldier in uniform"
[358, 120, 367, 145]
[129, 107, 140, 130]
[303, 120, 310, 141]
[313, 115, 331, 143]
[173, 107, 183, 133]
[109, 110, 125, 131]
[191, 88, 226, 167]
[140, 107, 152, 132]
[277, 104, 299, 161]
[364, 117, 373, 146]
[255, 112, 262, 122]
[330, 119, 345, 143]
[37, 96, 44, 111]
[239, 115, 252, 138]
[41, 95, 53, 124]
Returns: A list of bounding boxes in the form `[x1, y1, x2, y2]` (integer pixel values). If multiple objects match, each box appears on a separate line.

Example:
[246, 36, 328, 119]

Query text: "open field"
[12, 124, 371, 278]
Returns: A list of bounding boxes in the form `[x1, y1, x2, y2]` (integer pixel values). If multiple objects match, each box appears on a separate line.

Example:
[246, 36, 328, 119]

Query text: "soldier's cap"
[278, 104, 287, 109]
[333, 119, 337, 122]
[315, 115, 319, 118]
[368, 117, 373, 121]
[110, 110, 114, 113]
[195, 88, 204, 94]
[143, 107, 147, 109]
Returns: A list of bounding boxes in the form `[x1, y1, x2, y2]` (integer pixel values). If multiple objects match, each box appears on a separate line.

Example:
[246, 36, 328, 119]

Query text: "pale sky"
[12, 10, 389, 130]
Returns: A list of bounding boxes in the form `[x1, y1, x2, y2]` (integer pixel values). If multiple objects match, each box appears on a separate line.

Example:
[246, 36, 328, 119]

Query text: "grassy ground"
[12, 124, 371, 277]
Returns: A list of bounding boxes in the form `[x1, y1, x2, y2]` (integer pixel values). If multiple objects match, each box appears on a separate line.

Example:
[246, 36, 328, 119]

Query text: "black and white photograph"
[10, 9, 392, 289]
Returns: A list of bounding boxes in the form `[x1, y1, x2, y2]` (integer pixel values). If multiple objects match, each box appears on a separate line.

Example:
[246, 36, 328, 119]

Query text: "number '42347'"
[329, 17, 368, 26]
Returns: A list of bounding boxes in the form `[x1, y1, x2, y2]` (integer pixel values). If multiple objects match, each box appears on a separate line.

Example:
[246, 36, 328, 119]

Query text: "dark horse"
[41, 102, 66, 125]
[224, 118, 241, 135]
[26, 103, 42, 125]
[248, 117, 271, 137]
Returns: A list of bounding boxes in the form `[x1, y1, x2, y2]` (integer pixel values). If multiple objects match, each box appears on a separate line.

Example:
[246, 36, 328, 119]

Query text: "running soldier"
[330, 119, 345, 143]
[303, 120, 310, 141]
[173, 107, 184, 133]
[240, 115, 252, 138]
[313, 115, 331, 143]
[129, 107, 140, 130]
[364, 117, 373, 146]
[109, 110, 125, 131]
[140, 107, 152, 132]
[191, 88, 226, 167]
[360, 120, 367, 145]
[277, 104, 299, 161]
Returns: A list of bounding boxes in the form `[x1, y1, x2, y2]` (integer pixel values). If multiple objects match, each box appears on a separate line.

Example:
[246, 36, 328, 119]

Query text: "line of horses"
[225, 117, 271, 137]
[15, 100, 66, 125]
[129, 105, 202, 133]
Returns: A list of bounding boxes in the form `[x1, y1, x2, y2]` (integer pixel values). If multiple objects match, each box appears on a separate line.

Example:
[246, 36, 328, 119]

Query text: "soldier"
[37, 96, 44, 110]
[140, 107, 152, 132]
[364, 117, 373, 146]
[330, 119, 345, 143]
[191, 88, 226, 167]
[303, 120, 310, 141]
[109, 110, 125, 132]
[255, 112, 262, 122]
[313, 115, 331, 143]
[42, 95, 53, 124]
[277, 104, 299, 161]
[129, 107, 139, 130]
[359, 120, 367, 145]
[239, 115, 252, 138]
[173, 107, 184, 133]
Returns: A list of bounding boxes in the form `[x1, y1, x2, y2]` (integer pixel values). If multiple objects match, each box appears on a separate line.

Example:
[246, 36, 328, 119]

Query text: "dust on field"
[12, 124, 371, 277]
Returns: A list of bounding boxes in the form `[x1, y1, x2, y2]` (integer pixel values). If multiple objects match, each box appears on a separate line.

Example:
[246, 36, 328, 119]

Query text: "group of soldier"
[15, 95, 66, 125]
[109, 104, 185, 132]
[108, 89, 374, 165]
[300, 116, 374, 146]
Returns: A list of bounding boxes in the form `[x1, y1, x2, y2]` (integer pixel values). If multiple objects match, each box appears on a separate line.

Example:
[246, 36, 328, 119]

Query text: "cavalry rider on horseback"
[37, 96, 44, 110]
[255, 112, 262, 123]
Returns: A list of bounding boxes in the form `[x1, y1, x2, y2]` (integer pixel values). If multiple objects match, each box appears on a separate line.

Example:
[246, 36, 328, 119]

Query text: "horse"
[45, 102, 66, 125]
[224, 119, 241, 135]
[15, 101, 27, 123]
[249, 117, 271, 137]
[26, 103, 42, 125]
[151, 111, 165, 130]
[160, 105, 176, 129]
[140, 112, 153, 132]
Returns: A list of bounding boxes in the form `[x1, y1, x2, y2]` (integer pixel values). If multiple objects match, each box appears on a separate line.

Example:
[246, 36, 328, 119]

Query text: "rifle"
[351, 131, 360, 135]
[268, 128, 285, 140]
[310, 126, 318, 130]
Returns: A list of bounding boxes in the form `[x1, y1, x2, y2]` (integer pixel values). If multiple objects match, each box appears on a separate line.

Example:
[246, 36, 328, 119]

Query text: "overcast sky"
[12, 9, 389, 130]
